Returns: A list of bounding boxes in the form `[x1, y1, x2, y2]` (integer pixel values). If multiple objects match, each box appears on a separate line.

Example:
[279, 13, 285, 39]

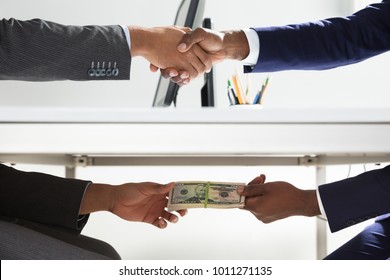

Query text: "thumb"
[247, 174, 266, 185]
[177, 28, 207, 52]
[159, 182, 176, 194]
[238, 184, 266, 198]
[143, 182, 176, 195]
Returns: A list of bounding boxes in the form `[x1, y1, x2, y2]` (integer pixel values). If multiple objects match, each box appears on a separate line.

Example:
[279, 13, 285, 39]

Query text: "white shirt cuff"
[121, 25, 131, 50]
[241, 28, 260, 65]
[316, 187, 328, 220]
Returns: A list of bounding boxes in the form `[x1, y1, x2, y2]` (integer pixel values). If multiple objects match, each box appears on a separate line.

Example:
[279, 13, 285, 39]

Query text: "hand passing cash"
[167, 181, 245, 211]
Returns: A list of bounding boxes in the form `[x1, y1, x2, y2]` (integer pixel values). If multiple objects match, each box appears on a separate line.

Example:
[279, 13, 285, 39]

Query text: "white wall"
[2, 0, 389, 259]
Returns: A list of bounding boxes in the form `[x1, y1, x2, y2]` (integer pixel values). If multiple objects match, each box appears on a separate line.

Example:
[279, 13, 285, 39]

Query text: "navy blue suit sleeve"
[0, 164, 91, 231]
[246, 1, 390, 72]
[319, 165, 390, 232]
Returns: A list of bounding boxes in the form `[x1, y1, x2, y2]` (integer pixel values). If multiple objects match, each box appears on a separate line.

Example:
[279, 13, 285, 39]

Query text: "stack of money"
[167, 181, 245, 211]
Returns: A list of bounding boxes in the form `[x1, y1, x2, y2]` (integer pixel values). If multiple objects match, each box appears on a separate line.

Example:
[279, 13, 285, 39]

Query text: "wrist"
[80, 183, 115, 214]
[222, 30, 249, 61]
[303, 190, 321, 217]
[128, 26, 153, 58]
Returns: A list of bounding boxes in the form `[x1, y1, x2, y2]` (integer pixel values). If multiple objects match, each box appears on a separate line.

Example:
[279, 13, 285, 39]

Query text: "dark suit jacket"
[246, 1, 390, 233]
[0, 164, 91, 232]
[319, 165, 390, 232]
[0, 18, 131, 80]
[245, 0, 390, 72]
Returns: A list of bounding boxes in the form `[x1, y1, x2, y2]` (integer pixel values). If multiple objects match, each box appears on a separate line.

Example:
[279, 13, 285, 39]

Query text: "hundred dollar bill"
[167, 181, 245, 211]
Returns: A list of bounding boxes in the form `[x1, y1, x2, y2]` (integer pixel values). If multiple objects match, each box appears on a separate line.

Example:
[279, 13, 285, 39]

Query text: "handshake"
[128, 26, 250, 85]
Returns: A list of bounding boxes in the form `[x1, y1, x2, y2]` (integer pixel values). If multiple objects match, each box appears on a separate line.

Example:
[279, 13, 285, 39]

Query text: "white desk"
[1, 106, 390, 259]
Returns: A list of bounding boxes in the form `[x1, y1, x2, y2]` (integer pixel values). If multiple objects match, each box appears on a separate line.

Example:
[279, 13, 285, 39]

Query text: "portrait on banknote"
[167, 181, 245, 211]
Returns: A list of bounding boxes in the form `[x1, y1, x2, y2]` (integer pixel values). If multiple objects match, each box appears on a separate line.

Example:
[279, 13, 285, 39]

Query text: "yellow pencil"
[231, 75, 244, 104]
[235, 68, 249, 104]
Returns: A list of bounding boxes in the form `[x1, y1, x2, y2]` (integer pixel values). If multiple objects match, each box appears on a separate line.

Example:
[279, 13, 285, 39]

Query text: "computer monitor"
[152, 0, 207, 107]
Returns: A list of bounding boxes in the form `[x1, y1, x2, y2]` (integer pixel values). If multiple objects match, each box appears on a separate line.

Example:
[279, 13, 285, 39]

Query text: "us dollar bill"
[167, 181, 245, 211]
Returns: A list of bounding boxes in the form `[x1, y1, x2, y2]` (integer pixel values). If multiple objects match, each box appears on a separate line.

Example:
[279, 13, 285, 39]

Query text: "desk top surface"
[1, 106, 390, 124]
[1, 107, 390, 160]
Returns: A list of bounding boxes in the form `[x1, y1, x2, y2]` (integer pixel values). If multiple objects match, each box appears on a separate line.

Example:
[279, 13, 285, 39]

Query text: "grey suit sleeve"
[0, 18, 131, 81]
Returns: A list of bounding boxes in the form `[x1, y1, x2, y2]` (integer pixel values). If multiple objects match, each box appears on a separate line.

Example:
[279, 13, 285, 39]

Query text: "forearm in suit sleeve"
[0, 18, 131, 81]
[245, 0, 390, 72]
[319, 165, 390, 232]
[0, 164, 91, 231]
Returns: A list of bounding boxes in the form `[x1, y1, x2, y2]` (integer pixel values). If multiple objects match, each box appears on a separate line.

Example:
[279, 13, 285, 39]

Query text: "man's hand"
[158, 28, 250, 85]
[80, 182, 187, 229]
[129, 25, 212, 82]
[177, 28, 227, 64]
[238, 175, 320, 223]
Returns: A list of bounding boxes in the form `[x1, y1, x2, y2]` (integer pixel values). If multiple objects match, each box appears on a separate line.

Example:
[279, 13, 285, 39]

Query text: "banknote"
[167, 181, 245, 211]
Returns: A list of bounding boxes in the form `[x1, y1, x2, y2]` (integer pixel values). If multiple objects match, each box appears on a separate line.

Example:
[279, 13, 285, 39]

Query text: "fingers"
[153, 218, 168, 229]
[159, 68, 190, 86]
[158, 52, 199, 81]
[152, 209, 184, 229]
[161, 210, 179, 223]
[247, 174, 266, 185]
[174, 75, 191, 86]
[238, 184, 266, 198]
[162, 182, 176, 193]
[176, 209, 188, 217]
[153, 65, 180, 78]
[179, 26, 192, 33]
[177, 28, 208, 52]
[149, 64, 159, 73]
[177, 31, 212, 78]
[192, 44, 213, 73]
[159, 67, 180, 79]
[160, 68, 173, 79]
[181, 52, 205, 80]
[237, 174, 266, 197]
[165, 44, 210, 82]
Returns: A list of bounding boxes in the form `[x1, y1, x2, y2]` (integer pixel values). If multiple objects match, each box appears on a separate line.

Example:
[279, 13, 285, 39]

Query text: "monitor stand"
[200, 18, 215, 107]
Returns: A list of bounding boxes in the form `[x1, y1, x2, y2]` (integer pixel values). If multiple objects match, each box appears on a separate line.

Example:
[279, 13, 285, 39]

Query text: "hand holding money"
[167, 181, 245, 211]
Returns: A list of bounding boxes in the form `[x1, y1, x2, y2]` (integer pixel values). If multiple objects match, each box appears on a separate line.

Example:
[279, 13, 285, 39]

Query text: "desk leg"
[65, 166, 76, 179]
[316, 165, 327, 259]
